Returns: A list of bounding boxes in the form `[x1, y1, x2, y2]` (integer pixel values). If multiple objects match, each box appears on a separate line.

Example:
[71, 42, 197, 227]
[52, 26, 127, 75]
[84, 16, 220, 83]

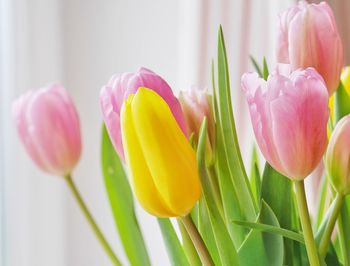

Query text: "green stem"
[338, 208, 350, 266]
[64, 174, 122, 266]
[177, 220, 201, 266]
[179, 215, 214, 266]
[319, 193, 344, 258]
[294, 180, 320, 266]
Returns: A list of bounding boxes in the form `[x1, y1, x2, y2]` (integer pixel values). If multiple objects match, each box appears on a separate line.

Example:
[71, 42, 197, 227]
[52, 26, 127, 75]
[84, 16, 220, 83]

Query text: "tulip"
[120, 87, 201, 217]
[326, 115, 350, 195]
[179, 87, 214, 143]
[100, 67, 187, 160]
[12, 84, 81, 176]
[241, 66, 329, 180]
[276, 1, 343, 95]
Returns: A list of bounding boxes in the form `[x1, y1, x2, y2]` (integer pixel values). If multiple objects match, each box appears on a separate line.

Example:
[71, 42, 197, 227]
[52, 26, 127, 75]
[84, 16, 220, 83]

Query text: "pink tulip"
[276, 1, 343, 95]
[241, 66, 329, 180]
[13, 84, 81, 176]
[100, 67, 187, 160]
[179, 87, 214, 144]
[326, 115, 350, 195]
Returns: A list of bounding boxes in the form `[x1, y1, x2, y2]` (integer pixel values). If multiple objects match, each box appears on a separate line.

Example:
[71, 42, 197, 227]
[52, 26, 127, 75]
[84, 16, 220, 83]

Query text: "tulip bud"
[179, 88, 215, 164]
[12, 84, 81, 176]
[179, 87, 214, 143]
[276, 1, 343, 95]
[100, 67, 187, 160]
[242, 66, 329, 180]
[121, 88, 201, 217]
[326, 115, 350, 195]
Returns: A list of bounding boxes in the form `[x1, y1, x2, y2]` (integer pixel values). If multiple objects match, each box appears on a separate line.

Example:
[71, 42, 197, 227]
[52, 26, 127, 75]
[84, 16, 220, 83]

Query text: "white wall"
[1, 1, 293, 265]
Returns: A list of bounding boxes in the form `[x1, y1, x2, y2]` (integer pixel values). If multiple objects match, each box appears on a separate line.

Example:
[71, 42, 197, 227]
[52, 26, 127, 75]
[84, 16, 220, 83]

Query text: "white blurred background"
[1, 0, 349, 265]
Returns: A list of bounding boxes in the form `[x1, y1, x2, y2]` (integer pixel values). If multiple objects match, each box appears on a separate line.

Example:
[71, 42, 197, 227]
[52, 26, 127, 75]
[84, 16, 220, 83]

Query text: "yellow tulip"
[120, 88, 201, 217]
[329, 67, 350, 131]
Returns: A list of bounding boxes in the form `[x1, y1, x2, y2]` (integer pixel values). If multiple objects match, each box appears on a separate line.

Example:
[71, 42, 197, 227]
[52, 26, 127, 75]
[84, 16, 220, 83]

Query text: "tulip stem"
[319, 193, 344, 258]
[338, 211, 350, 266]
[294, 180, 320, 266]
[64, 174, 122, 266]
[179, 215, 214, 266]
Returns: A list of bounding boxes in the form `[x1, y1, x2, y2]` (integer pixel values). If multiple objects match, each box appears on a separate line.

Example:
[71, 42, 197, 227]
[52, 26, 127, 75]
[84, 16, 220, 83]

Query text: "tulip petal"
[131, 88, 201, 216]
[270, 69, 329, 179]
[121, 94, 175, 217]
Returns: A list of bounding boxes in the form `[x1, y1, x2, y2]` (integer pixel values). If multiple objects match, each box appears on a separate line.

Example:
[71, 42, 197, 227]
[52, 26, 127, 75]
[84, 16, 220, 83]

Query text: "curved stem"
[178, 215, 214, 266]
[64, 174, 122, 266]
[319, 193, 344, 258]
[294, 180, 320, 266]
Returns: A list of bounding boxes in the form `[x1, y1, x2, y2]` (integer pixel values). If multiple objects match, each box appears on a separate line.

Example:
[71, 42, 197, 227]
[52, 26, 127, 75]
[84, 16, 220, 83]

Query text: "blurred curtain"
[3, 0, 348, 266]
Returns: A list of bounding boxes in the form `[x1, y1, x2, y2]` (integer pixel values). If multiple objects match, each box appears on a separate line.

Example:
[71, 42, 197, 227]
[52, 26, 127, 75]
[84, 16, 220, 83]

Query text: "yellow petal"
[132, 88, 201, 216]
[121, 94, 175, 217]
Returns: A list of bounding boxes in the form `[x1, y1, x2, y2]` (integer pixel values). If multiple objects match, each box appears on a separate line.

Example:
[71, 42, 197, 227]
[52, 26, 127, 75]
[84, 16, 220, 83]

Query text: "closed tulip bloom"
[179, 87, 214, 144]
[276, 1, 343, 95]
[242, 66, 329, 180]
[326, 115, 350, 195]
[121, 88, 201, 217]
[100, 67, 187, 160]
[13, 84, 81, 176]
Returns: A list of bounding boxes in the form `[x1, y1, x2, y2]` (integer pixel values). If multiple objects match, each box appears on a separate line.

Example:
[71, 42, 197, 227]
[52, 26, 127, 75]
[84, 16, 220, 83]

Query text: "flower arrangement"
[12, 1, 350, 266]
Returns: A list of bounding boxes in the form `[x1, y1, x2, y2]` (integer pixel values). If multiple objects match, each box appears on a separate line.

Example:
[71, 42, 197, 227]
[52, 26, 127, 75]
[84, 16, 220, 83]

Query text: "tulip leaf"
[101, 125, 151, 266]
[238, 200, 284, 266]
[261, 163, 294, 264]
[249, 55, 263, 78]
[316, 176, 329, 228]
[212, 60, 246, 248]
[157, 218, 190, 266]
[197, 118, 239, 266]
[197, 199, 222, 266]
[338, 197, 350, 265]
[249, 146, 261, 205]
[262, 57, 269, 81]
[232, 220, 304, 244]
[335, 81, 350, 123]
[216, 25, 257, 221]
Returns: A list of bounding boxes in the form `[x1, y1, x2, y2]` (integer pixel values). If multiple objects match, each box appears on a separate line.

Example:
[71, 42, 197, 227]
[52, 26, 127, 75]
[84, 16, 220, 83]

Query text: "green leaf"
[338, 197, 350, 265]
[216, 25, 257, 221]
[238, 201, 284, 266]
[233, 220, 304, 244]
[212, 59, 246, 249]
[261, 163, 294, 264]
[250, 146, 261, 205]
[197, 199, 221, 266]
[335, 81, 350, 122]
[316, 176, 329, 228]
[157, 218, 190, 266]
[262, 57, 269, 81]
[197, 118, 239, 266]
[101, 125, 150, 266]
[249, 55, 263, 77]
[261, 163, 293, 230]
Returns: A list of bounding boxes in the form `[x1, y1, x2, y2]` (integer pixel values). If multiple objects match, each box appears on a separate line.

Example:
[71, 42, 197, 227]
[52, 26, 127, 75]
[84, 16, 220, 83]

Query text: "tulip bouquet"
[12, 1, 350, 266]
